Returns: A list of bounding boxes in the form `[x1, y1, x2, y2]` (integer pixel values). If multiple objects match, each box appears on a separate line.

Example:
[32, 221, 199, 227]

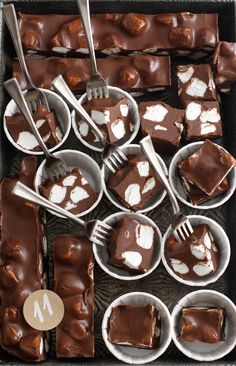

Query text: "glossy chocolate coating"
[107, 155, 163, 211]
[6, 105, 62, 151]
[17, 12, 218, 55]
[13, 55, 171, 93]
[0, 157, 45, 361]
[53, 235, 94, 357]
[108, 304, 160, 348]
[108, 216, 156, 274]
[39, 168, 98, 215]
[181, 307, 225, 343]
[139, 101, 184, 155]
[214, 41, 236, 93]
[166, 224, 219, 280]
[179, 140, 236, 195]
[184, 100, 222, 141]
[177, 64, 217, 103]
[77, 98, 132, 144]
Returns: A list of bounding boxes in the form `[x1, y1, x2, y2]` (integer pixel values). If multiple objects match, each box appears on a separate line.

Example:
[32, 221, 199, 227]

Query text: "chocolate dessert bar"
[184, 101, 222, 141]
[181, 307, 225, 343]
[0, 157, 45, 361]
[179, 140, 236, 195]
[107, 155, 163, 211]
[78, 98, 132, 144]
[13, 55, 171, 93]
[39, 168, 98, 215]
[214, 41, 236, 93]
[139, 101, 184, 155]
[108, 216, 156, 273]
[177, 64, 217, 103]
[5, 105, 63, 151]
[166, 224, 219, 280]
[108, 304, 160, 348]
[18, 12, 218, 55]
[53, 234, 94, 357]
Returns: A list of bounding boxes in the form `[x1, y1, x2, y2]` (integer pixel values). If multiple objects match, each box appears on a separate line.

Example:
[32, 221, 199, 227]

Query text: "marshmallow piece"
[143, 104, 168, 122]
[17, 131, 38, 150]
[35, 119, 46, 129]
[135, 224, 154, 249]
[170, 259, 189, 274]
[43, 132, 51, 142]
[64, 201, 77, 211]
[121, 251, 142, 269]
[193, 260, 214, 276]
[81, 177, 88, 186]
[91, 109, 110, 125]
[186, 102, 202, 121]
[137, 161, 149, 177]
[111, 118, 126, 139]
[154, 125, 168, 131]
[120, 104, 129, 117]
[190, 243, 206, 260]
[177, 66, 194, 83]
[200, 108, 221, 123]
[204, 233, 212, 250]
[142, 177, 156, 194]
[63, 175, 77, 187]
[70, 186, 89, 204]
[79, 121, 89, 137]
[52, 46, 69, 54]
[186, 78, 208, 97]
[200, 123, 216, 135]
[124, 184, 141, 207]
[49, 185, 67, 204]
[55, 126, 63, 141]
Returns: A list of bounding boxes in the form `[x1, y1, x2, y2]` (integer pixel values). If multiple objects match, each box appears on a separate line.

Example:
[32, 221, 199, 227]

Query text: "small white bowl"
[102, 292, 172, 364]
[102, 144, 167, 213]
[34, 149, 103, 218]
[172, 290, 236, 361]
[169, 142, 236, 210]
[4, 89, 71, 155]
[93, 211, 162, 281]
[161, 215, 231, 287]
[72, 86, 140, 152]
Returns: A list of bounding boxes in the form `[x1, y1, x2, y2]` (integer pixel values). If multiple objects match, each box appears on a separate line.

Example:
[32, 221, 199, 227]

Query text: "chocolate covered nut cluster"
[214, 41, 236, 93]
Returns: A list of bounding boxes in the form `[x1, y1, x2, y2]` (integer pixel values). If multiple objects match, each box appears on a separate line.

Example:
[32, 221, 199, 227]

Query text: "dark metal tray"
[1, 0, 236, 365]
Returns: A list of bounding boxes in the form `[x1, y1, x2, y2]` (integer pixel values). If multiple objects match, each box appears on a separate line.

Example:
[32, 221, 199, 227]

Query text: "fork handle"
[4, 78, 51, 158]
[76, 0, 98, 76]
[2, 4, 35, 90]
[52, 75, 106, 146]
[140, 136, 180, 215]
[13, 181, 87, 227]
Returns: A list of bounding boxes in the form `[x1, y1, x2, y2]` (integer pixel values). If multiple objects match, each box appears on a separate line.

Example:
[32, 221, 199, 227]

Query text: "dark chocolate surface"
[214, 41, 236, 93]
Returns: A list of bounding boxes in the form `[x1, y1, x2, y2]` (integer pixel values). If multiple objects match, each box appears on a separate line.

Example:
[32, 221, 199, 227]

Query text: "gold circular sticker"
[23, 290, 64, 331]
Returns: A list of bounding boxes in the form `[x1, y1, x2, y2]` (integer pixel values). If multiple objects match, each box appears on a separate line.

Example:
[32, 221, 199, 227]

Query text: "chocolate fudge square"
[166, 224, 219, 280]
[39, 168, 98, 215]
[213, 41, 236, 93]
[177, 64, 217, 103]
[108, 304, 160, 348]
[108, 216, 156, 274]
[77, 97, 132, 144]
[185, 101, 222, 141]
[179, 140, 236, 195]
[181, 307, 225, 343]
[139, 101, 184, 155]
[107, 155, 163, 211]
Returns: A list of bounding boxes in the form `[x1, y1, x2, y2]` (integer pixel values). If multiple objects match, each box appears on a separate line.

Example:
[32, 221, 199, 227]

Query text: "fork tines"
[104, 149, 129, 174]
[174, 219, 194, 243]
[89, 220, 113, 246]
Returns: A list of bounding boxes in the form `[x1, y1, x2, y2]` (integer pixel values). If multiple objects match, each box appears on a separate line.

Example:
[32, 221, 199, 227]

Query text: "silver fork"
[140, 136, 194, 242]
[4, 78, 69, 182]
[13, 181, 112, 246]
[52, 75, 128, 174]
[76, 0, 109, 100]
[2, 4, 50, 112]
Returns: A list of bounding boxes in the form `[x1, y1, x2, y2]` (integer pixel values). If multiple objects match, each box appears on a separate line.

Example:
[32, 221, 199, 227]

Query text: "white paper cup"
[102, 144, 167, 213]
[34, 149, 103, 218]
[169, 142, 236, 210]
[172, 290, 236, 361]
[4, 89, 71, 155]
[93, 212, 162, 281]
[162, 215, 231, 287]
[102, 292, 172, 364]
[72, 86, 140, 152]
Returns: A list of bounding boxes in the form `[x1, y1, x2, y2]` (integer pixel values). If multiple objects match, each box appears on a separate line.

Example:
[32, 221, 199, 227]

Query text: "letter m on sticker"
[33, 293, 53, 323]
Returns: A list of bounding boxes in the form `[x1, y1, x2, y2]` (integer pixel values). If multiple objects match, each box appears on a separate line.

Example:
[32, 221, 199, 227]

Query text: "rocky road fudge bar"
[53, 235, 94, 357]
[184, 101, 222, 141]
[177, 64, 217, 103]
[107, 155, 162, 211]
[78, 97, 132, 144]
[6, 105, 63, 151]
[18, 12, 218, 56]
[181, 307, 225, 343]
[108, 304, 160, 348]
[108, 216, 156, 274]
[0, 157, 45, 361]
[166, 224, 219, 280]
[13, 55, 171, 93]
[139, 101, 184, 155]
[214, 41, 236, 93]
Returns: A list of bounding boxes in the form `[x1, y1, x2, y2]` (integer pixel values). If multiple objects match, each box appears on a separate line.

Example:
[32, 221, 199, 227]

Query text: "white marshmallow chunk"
[154, 125, 167, 131]
[79, 121, 89, 137]
[137, 161, 149, 177]
[111, 119, 126, 139]
[91, 109, 110, 125]
[142, 177, 156, 194]
[55, 126, 63, 141]
[200, 123, 216, 135]
[186, 78, 208, 97]
[120, 104, 129, 117]
[177, 66, 194, 83]
[81, 177, 88, 186]
[52, 47, 69, 54]
[124, 184, 141, 207]
[65, 201, 77, 211]
[200, 108, 221, 123]
[204, 232, 212, 249]
[143, 104, 168, 122]
[193, 260, 214, 276]
[70, 186, 89, 204]
[17, 131, 39, 150]
[43, 132, 51, 142]
[190, 243, 206, 260]
[49, 185, 67, 204]
[170, 259, 189, 274]
[35, 119, 46, 129]
[135, 224, 154, 249]
[186, 102, 202, 121]
[63, 175, 77, 187]
[121, 251, 142, 269]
